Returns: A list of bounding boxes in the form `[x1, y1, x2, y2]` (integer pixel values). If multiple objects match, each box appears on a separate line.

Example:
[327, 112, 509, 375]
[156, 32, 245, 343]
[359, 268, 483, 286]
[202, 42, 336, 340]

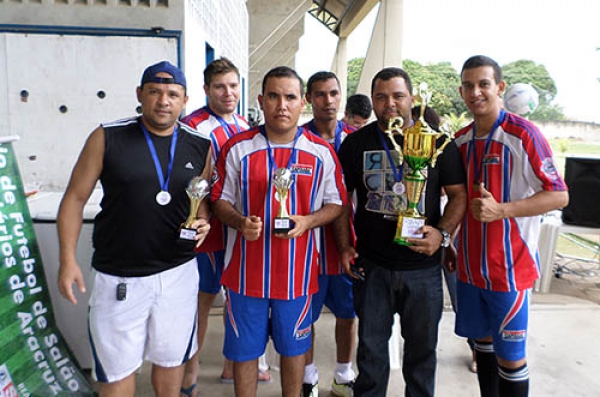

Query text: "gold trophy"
[273, 168, 294, 234]
[388, 82, 451, 245]
[179, 176, 210, 242]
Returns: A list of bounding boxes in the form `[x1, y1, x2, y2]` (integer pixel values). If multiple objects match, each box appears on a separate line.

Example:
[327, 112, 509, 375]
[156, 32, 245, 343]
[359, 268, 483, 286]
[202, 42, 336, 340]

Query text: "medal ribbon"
[376, 125, 404, 187]
[469, 109, 505, 184]
[205, 106, 241, 138]
[141, 122, 178, 194]
[307, 120, 343, 152]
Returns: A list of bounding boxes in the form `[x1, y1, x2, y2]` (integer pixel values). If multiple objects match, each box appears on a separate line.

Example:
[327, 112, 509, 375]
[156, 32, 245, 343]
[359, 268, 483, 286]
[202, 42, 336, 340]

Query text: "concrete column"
[247, 0, 312, 108]
[331, 36, 349, 109]
[356, 0, 404, 95]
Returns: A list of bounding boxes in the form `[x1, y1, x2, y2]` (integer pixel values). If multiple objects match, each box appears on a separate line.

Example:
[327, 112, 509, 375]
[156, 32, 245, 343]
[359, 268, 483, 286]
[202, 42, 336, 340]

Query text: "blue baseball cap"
[140, 61, 187, 90]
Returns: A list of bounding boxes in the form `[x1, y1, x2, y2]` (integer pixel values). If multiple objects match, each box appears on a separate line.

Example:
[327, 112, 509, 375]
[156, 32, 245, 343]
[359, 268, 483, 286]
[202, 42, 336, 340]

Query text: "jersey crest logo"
[541, 157, 560, 180]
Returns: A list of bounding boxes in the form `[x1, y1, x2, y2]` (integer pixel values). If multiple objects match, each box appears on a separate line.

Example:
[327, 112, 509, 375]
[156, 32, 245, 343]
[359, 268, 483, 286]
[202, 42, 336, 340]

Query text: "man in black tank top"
[57, 61, 212, 397]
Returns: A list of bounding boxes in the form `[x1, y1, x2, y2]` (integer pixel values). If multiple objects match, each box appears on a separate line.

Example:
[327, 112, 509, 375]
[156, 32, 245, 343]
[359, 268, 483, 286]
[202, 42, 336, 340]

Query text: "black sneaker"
[301, 381, 318, 397]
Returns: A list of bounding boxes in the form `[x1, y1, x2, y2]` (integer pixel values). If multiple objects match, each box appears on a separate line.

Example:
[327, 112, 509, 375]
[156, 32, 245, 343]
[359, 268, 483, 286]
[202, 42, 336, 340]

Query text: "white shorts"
[88, 258, 199, 383]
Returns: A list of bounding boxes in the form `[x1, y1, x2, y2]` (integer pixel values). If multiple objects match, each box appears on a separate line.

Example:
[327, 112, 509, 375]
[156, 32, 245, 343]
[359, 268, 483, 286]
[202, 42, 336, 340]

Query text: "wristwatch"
[436, 227, 451, 248]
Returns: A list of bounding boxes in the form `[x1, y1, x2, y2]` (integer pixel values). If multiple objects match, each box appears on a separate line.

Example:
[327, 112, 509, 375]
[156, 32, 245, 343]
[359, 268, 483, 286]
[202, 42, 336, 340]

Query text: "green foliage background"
[347, 57, 566, 122]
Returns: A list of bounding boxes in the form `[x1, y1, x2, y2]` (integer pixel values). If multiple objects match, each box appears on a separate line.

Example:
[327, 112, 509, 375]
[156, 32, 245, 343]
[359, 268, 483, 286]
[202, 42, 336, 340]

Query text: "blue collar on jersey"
[469, 109, 505, 184]
[306, 120, 343, 152]
[204, 106, 241, 138]
[260, 126, 303, 177]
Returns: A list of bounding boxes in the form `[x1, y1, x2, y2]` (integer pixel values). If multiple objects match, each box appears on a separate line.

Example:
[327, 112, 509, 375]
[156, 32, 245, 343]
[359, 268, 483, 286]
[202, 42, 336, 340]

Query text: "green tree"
[346, 57, 565, 121]
[347, 57, 365, 96]
[442, 112, 471, 137]
[403, 60, 468, 118]
[502, 59, 565, 121]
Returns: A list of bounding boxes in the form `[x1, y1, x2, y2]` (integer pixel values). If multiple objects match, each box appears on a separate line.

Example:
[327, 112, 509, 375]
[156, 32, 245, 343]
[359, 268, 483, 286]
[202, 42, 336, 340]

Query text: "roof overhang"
[308, 0, 379, 37]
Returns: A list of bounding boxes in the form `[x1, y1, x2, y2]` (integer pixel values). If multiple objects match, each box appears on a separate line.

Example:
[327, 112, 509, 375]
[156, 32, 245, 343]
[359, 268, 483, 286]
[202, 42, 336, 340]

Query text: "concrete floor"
[125, 291, 600, 397]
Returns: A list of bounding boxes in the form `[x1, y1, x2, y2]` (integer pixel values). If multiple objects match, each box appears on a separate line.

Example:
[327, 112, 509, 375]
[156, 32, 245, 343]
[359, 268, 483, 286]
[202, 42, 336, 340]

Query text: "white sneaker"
[302, 382, 318, 397]
[331, 379, 354, 397]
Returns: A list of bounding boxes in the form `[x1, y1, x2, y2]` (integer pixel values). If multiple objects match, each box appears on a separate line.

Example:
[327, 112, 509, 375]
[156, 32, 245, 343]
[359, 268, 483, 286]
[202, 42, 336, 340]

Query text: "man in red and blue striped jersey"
[180, 58, 259, 396]
[212, 66, 347, 397]
[454, 55, 569, 397]
[301, 71, 357, 397]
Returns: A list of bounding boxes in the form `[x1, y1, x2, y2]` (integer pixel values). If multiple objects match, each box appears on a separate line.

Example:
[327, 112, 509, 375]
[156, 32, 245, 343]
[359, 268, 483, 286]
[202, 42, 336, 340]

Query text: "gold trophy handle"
[388, 117, 404, 136]
[430, 134, 452, 168]
[385, 117, 404, 165]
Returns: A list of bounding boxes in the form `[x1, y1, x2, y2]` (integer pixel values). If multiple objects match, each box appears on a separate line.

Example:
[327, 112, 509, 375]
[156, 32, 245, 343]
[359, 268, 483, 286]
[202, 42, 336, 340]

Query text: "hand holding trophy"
[179, 176, 210, 245]
[273, 168, 294, 234]
[389, 82, 451, 245]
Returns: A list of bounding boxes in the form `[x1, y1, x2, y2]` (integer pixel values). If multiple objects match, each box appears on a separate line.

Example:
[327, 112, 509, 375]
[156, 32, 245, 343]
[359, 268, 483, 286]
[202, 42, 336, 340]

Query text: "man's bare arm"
[438, 183, 468, 233]
[286, 203, 343, 238]
[57, 126, 105, 304]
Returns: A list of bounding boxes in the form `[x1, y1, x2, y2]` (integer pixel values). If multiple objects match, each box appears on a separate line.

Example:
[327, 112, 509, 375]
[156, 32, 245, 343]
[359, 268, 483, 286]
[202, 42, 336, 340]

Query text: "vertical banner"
[0, 138, 95, 397]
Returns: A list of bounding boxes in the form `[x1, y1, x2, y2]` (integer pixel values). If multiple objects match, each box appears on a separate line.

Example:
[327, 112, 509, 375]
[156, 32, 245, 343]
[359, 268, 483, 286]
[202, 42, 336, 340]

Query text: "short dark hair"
[204, 57, 240, 86]
[412, 105, 440, 132]
[461, 55, 503, 83]
[345, 94, 372, 119]
[306, 71, 340, 95]
[262, 66, 304, 96]
[371, 67, 413, 95]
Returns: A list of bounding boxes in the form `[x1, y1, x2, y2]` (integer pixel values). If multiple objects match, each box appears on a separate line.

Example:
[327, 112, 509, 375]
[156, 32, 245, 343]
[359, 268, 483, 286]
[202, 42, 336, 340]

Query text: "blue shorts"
[455, 281, 530, 361]
[223, 290, 312, 361]
[312, 274, 356, 321]
[197, 250, 224, 294]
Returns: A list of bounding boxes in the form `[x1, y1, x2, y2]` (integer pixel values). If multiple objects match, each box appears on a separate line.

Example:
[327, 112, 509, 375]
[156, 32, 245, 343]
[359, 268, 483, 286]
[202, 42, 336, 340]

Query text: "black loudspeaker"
[562, 156, 600, 227]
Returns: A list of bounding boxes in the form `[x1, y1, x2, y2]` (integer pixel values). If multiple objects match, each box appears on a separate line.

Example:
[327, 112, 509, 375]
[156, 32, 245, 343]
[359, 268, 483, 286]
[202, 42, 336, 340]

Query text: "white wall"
[537, 121, 600, 143]
[0, 0, 249, 190]
[183, 0, 249, 115]
[0, 32, 179, 190]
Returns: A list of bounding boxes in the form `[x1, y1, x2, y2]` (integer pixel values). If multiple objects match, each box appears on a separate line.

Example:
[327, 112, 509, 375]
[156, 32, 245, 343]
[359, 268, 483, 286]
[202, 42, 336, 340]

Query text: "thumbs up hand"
[470, 183, 505, 222]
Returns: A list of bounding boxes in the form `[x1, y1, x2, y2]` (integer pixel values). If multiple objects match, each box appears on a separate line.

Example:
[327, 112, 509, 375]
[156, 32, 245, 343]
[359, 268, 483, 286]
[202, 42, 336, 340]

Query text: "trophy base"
[393, 214, 425, 246]
[273, 217, 294, 234]
[177, 227, 198, 249]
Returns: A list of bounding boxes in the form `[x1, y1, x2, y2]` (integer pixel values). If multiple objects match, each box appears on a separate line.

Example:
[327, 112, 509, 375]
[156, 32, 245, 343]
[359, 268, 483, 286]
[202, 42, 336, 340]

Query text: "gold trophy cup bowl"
[389, 83, 451, 245]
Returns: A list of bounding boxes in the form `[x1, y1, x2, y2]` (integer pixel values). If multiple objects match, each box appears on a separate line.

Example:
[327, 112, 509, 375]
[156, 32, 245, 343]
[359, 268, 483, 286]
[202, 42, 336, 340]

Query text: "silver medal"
[156, 190, 172, 206]
[393, 182, 405, 195]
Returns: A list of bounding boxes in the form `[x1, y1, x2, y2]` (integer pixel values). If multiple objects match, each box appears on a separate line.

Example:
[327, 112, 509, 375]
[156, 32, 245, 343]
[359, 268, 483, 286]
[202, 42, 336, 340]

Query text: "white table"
[535, 217, 600, 293]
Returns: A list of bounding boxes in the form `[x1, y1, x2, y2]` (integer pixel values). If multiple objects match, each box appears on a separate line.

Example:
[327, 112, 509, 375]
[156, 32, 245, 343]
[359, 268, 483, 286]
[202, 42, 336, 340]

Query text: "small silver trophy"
[179, 177, 210, 242]
[272, 168, 294, 234]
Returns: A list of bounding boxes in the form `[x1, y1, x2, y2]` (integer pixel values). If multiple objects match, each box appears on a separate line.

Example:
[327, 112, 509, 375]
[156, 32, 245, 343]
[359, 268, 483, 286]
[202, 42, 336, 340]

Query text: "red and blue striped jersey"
[181, 107, 249, 252]
[212, 126, 348, 299]
[454, 112, 567, 292]
[181, 106, 249, 163]
[302, 120, 357, 275]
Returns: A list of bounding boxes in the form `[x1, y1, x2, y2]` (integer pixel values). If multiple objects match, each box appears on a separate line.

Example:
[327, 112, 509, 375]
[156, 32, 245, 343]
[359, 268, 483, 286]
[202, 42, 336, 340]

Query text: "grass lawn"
[550, 138, 600, 176]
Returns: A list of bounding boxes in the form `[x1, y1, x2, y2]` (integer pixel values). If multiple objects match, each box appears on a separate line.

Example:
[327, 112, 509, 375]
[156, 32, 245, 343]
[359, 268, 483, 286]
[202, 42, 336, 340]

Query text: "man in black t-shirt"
[338, 67, 467, 397]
